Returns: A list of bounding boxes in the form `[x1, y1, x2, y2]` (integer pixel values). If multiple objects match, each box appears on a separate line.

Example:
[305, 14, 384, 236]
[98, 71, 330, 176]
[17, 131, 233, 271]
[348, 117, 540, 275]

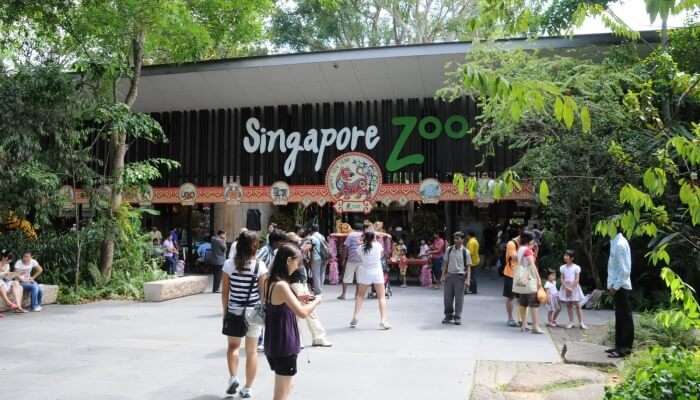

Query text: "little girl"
[558, 250, 587, 329]
[399, 249, 409, 288]
[418, 240, 430, 259]
[544, 270, 561, 327]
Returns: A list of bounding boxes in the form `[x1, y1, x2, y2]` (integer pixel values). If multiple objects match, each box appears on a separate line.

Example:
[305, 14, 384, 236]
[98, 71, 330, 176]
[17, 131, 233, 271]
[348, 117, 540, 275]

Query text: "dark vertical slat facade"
[130, 97, 516, 187]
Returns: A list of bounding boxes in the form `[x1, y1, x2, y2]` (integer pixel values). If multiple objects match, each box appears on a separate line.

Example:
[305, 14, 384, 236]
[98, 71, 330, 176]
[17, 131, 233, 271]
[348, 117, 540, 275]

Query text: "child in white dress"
[558, 250, 587, 329]
[544, 270, 561, 327]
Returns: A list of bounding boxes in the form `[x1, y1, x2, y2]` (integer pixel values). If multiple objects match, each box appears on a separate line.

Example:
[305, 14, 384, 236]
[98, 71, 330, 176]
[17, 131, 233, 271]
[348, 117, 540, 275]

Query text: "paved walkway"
[1, 270, 612, 400]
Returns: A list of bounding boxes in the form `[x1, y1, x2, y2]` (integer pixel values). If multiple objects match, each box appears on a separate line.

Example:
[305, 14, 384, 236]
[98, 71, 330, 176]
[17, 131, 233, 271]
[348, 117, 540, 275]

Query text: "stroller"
[369, 258, 392, 299]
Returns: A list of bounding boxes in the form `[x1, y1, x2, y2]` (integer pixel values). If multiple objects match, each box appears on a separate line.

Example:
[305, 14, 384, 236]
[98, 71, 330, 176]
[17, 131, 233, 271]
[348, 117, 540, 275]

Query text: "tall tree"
[1, 0, 272, 280]
[271, 0, 476, 51]
[447, 0, 700, 324]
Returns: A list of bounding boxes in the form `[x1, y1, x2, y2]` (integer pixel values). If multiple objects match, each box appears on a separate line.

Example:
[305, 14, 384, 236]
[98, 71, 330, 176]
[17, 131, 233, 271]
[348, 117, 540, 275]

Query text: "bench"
[143, 275, 208, 302]
[0, 284, 59, 312]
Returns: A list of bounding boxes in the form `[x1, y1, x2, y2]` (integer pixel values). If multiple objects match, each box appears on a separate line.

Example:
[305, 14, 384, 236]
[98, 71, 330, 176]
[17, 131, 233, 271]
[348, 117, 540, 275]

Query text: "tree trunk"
[73, 176, 81, 290]
[583, 203, 603, 289]
[661, 16, 672, 126]
[98, 30, 145, 282]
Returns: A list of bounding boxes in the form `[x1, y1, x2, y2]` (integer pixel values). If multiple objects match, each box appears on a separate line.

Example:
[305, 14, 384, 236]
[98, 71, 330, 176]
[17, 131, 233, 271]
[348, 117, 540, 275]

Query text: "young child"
[418, 239, 430, 259]
[399, 249, 409, 288]
[544, 270, 561, 327]
[558, 250, 587, 329]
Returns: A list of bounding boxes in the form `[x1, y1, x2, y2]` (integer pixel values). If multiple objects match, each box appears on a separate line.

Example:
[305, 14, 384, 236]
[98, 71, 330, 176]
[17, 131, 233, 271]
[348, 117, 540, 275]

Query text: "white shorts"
[0, 280, 10, 293]
[357, 266, 384, 285]
[343, 261, 362, 284]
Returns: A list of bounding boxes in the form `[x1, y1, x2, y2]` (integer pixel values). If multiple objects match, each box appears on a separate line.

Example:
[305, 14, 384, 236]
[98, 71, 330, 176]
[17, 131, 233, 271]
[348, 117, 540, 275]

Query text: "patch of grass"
[540, 379, 590, 393]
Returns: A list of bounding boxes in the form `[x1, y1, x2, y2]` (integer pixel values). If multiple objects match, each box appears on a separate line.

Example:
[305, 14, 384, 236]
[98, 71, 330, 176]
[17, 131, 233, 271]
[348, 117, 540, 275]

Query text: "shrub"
[57, 258, 167, 304]
[607, 312, 700, 349]
[605, 346, 700, 399]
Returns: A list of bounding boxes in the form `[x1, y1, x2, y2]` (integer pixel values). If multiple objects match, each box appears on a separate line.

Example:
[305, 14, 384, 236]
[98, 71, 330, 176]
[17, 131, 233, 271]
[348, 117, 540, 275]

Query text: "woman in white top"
[511, 231, 543, 334]
[221, 231, 268, 398]
[14, 252, 43, 312]
[350, 231, 391, 330]
[1, 250, 26, 314]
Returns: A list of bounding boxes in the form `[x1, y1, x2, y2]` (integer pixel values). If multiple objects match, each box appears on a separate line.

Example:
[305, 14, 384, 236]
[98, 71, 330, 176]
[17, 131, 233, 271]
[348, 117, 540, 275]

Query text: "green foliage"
[0, 64, 93, 225]
[439, 55, 592, 135]
[604, 346, 700, 399]
[656, 267, 700, 329]
[608, 311, 699, 349]
[269, 210, 297, 232]
[271, 0, 474, 51]
[669, 24, 700, 73]
[58, 259, 167, 304]
[411, 208, 443, 241]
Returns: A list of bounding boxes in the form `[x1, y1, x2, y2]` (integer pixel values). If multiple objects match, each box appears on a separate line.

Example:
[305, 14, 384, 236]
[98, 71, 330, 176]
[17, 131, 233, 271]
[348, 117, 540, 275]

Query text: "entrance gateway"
[76, 34, 632, 255]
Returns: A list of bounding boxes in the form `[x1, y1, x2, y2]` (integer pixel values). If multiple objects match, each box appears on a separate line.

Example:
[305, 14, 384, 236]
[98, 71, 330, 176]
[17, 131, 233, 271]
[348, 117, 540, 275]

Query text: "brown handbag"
[537, 287, 547, 305]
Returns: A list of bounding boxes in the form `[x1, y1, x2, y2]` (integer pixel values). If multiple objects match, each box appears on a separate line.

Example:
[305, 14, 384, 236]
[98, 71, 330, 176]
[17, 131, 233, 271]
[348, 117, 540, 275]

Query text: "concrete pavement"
[1, 270, 584, 400]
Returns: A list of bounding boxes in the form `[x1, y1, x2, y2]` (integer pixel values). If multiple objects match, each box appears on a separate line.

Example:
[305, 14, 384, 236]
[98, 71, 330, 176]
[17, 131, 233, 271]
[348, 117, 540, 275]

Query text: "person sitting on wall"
[0, 250, 26, 314]
[14, 251, 44, 312]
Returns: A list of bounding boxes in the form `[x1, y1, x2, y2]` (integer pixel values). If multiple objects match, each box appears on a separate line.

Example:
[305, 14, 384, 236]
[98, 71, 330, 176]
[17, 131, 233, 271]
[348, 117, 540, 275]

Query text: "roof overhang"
[129, 31, 660, 113]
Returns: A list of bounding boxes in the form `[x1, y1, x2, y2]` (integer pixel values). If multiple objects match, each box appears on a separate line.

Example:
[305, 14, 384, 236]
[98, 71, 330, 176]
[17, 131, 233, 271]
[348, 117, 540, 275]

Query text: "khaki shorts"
[343, 261, 362, 284]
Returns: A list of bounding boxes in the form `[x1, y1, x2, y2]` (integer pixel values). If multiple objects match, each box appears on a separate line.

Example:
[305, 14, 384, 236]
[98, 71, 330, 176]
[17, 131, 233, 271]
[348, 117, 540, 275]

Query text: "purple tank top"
[264, 282, 300, 357]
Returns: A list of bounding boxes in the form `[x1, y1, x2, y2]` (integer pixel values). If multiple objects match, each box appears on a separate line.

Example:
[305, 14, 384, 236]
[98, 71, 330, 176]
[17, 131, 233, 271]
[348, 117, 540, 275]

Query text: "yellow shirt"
[467, 237, 480, 267]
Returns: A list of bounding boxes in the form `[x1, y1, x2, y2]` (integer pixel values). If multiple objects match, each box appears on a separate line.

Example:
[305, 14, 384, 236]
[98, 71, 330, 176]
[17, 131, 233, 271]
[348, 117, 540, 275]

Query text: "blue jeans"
[21, 281, 43, 309]
[431, 257, 443, 282]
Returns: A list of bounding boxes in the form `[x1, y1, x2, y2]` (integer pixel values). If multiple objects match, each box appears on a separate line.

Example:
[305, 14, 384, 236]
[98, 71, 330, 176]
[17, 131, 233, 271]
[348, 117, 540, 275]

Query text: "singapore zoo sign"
[243, 115, 470, 177]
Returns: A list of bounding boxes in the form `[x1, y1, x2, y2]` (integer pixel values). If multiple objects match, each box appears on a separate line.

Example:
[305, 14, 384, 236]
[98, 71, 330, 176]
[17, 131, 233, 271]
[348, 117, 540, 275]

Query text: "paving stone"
[471, 384, 506, 400]
[563, 341, 621, 367]
[506, 364, 607, 392]
[545, 383, 605, 400]
[503, 392, 544, 400]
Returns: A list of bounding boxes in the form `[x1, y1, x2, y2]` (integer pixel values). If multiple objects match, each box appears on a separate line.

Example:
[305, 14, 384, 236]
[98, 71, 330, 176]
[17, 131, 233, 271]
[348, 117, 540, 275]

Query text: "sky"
[574, 0, 693, 34]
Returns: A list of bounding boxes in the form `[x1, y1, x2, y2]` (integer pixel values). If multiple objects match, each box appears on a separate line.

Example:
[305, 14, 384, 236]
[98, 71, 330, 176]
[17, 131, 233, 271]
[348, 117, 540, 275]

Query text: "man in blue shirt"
[606, 232, 633, 358]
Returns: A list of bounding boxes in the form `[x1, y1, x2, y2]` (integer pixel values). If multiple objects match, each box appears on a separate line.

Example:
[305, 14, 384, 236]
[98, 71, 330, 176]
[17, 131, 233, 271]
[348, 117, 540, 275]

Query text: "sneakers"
[566, 323, 575, 329]
[380, 321, 392, 330]
[226, 377, 239, 395]
[507, 320, 518, 327]
[256, 344, 264, 352]
[312, 338, 333, 347]
[453, 318, 462, 325]
[442, 316, 454, 324]
[31, 306, 42, 312]
[400, 284, 407, 288]
[350, 318, 358, 328]
[579, 323, 588, 330]
[239, 387, 252, 398]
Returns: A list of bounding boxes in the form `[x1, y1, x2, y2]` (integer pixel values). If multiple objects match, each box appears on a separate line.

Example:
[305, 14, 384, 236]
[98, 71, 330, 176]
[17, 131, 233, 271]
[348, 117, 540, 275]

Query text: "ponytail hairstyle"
[363, 230, 375, 254]
[234, 230, 259, 272]
[268, 243, 302, 283]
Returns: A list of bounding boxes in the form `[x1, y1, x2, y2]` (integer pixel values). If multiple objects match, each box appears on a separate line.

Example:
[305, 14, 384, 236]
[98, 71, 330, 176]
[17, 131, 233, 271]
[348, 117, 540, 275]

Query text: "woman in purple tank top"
[264, 243, 322, 400]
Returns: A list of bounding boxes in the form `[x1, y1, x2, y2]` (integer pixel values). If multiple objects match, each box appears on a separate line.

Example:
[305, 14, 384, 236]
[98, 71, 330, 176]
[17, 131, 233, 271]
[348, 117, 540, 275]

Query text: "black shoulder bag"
[222, 261, 260, 337]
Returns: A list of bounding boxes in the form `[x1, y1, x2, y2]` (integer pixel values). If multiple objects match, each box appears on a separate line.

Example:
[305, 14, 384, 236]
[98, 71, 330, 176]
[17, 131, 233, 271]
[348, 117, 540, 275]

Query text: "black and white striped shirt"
[222, 258, 267, 312]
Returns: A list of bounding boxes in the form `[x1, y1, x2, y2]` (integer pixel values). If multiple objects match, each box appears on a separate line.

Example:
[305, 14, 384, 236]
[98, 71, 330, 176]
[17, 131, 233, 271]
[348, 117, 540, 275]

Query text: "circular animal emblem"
[326, 152, 382, 204]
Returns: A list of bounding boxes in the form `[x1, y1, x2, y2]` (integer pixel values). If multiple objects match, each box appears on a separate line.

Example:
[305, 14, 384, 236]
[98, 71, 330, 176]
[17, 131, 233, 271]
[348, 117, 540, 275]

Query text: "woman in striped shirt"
[221, 231, 268, 398]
